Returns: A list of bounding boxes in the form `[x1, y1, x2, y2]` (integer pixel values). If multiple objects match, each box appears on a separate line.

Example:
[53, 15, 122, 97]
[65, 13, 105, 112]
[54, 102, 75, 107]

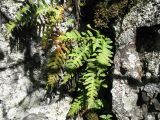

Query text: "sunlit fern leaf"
[48, 73, 59, 87]
[68, 95, 83, 117]
[87, 30, 93, 37]
[7, 22, 17, 33]
[87, 24, 100, 37]
[61, 71, 74, 85]
[59, 30, 82, 42]
[97, 68, 106, 77]
[92, 38, 100, 52]
[94, 99, 103, 109]
[100, 114, 113, 120]
[96, 38, 113, 67]
[36, 4, 47, 15]
[82, 67, 101, 109]
[65, 44, 90, 70]
[6, 4, 31, 32]
[6, 0, 64, 33]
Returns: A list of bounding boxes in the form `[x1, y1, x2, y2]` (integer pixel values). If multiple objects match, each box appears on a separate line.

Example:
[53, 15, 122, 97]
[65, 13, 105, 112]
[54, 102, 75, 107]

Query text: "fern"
[83, 71, 100, 109]
[68, 95, 84, 116]
[6, 0, 66, 88]
[48, 73, 59, 87]
[7, 0, 113, 119]
[48, 45, 68, 69]
[7, 0, 64, 32]
[59, 25, 113, 117]
[66, 44, 90, 70]
[96, 38, 113, 67]
[100, 114, 113, 120]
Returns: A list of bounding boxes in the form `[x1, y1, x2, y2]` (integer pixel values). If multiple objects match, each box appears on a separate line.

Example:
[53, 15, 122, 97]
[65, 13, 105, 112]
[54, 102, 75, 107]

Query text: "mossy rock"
[94, 0, 138, 28]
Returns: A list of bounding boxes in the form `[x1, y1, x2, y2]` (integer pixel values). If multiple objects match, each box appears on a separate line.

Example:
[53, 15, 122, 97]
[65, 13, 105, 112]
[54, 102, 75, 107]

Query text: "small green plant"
[58, 25, 113, 117]
[100, 114, 112, 120]
[7, 0, 64, 33]
[7, 0, 113, 119]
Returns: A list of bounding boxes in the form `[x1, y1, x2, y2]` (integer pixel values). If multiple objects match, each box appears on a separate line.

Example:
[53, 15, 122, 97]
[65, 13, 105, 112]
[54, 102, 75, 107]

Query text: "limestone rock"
[112, 0, 160, 119]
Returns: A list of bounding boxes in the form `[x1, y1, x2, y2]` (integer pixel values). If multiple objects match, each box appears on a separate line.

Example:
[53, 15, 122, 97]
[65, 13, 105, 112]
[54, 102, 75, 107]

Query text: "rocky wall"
[112, 0, 160, 120]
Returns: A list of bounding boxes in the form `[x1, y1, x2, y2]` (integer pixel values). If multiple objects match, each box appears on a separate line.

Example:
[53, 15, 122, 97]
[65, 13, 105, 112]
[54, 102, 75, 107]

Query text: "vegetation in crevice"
[60, 25, 113, 118]
[6, 0, 118, 120]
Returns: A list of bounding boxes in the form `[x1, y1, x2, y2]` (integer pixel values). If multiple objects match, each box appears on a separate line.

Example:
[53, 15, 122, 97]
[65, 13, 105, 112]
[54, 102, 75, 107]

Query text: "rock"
[146, 114, 155, 120]
[158, 113, 160, 119]
[112, 0, 160, 119]
[0, 0, 24, 20]
[0, 0, 73, 120]
[152, 99, 160, 111]
[141, 91, 150, 103]
[23, 96, 71, 120]
[0, 29, 71, 120]
[0, 48, 4, 60]
[22, 113, 48, 120]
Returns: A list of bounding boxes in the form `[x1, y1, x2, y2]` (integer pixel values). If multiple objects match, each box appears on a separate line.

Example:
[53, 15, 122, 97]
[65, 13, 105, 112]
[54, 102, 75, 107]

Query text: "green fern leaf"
[82, 68, 101, 109]
[59, 30, 82, 42]
[87, 30, 93, 37]
[6, 22, 17, 32]
[36, 5, 47, 15]
[68, 95, 83, 117]
[61, 72, 74, 84]
[96, 38, 113, 67]
[48, 74, 59, 87]
[65, 45, 90, 70]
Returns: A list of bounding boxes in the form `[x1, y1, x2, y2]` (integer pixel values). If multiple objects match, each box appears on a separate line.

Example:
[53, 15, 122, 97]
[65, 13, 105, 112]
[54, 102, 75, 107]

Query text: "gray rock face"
[112, 0, 160, 120]
[0, 0, 72, 120]
[0, 0, 24, 20]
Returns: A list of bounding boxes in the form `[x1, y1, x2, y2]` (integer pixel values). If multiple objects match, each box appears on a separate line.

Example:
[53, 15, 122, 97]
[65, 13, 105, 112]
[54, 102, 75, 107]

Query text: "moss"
[94, 0, 138, 28]
[66, 0, 74, 7]
[84, 111, 99, 120]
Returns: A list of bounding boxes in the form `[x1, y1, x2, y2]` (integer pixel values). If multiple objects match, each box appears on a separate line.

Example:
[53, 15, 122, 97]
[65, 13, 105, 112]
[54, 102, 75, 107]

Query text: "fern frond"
[48, 45, 68, 69]
[68, 95, 83, 117]
[7, 4, 31, 32]
[48, 73, 59, 87]
[59, 30, 82, 42]
[65, 44, 90, 70]
[61, 71, 74, 84]
[47, 44, 69, 86]
[82, 68, 101, 109]
[62, 25, 113, 116]
[6, 0, 64, 33]
[96, 38, 113, 67]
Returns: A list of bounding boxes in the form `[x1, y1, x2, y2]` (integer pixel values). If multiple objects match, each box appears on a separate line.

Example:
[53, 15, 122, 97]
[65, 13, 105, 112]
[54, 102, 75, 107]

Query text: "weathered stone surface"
[0, 31, 72, 120]
[0, 0, 72, 120]
[0, 0, 24, 20]
[112, 0, 160, 119]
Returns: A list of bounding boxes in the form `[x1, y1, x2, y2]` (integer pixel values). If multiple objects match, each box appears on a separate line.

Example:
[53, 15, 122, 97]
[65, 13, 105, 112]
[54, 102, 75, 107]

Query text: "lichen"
[94, 0, 138, 28]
